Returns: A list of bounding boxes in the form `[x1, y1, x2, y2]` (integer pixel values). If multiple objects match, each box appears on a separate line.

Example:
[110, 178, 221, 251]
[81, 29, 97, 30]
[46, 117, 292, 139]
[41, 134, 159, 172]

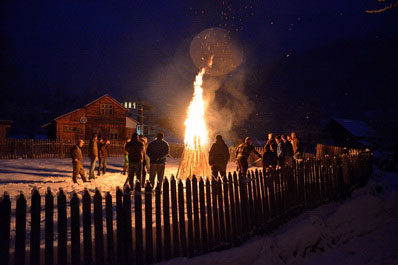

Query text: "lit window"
[128, 102, 132, 109]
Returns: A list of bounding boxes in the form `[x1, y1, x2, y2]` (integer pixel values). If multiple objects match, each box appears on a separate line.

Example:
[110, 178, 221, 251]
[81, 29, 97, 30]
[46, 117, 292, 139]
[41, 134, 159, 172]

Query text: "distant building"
[323, 118, 378, 148]
[0, 120, 12, 140]
[43, 94, 138, 142]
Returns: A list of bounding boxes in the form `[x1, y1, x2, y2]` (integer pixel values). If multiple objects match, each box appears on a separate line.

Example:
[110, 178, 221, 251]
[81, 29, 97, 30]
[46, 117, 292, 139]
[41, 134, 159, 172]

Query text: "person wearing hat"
[235, 136, 262, 176]
[209, 135, 230, 178]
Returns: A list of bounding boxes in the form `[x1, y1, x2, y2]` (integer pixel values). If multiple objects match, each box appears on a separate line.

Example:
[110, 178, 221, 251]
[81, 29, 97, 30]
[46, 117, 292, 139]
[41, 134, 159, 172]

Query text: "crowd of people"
[69, 131, 302, 185]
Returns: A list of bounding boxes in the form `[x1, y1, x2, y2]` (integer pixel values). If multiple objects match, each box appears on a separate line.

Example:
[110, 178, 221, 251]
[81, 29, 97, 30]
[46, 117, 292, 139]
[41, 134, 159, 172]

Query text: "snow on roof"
[334, 118, 376, 138]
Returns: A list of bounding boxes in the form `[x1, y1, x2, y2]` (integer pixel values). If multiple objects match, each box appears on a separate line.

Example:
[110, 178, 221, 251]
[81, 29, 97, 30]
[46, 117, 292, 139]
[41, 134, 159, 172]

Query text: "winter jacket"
[209, 139, 230, 166]
[235, 143, 261, 159]
[88, 140, 98, 158]
[99, 142, 110, 158]
[291, 137, 302, 155]
[125, 137, 145, 163]
[146, 139, 169, 164]
[284, 140, 294, 157]
[276, 141, 285, 158]
[70, 145, 83, 163]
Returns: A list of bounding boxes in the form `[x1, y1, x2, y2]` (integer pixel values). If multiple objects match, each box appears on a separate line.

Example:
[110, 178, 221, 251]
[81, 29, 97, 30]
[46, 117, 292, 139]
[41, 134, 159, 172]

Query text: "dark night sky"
[1, 0, 397, 136]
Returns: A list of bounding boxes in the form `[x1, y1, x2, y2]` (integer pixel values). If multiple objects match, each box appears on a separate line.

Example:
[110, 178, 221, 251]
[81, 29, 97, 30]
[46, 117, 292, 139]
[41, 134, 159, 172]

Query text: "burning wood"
[176, 57, 214, 180]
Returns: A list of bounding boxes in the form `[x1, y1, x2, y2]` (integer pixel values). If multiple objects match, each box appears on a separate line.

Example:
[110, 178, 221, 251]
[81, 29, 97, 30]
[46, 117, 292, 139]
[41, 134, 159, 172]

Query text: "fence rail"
[0, 154, 372, 265]
[0, 139, 185, 159]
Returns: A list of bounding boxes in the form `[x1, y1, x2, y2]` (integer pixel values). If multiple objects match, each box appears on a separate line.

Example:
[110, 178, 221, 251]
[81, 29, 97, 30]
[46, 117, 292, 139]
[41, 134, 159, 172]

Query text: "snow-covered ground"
[0, 157, 240, 199]
[1, 158, 397, 264]
[159, 170, 398, 265]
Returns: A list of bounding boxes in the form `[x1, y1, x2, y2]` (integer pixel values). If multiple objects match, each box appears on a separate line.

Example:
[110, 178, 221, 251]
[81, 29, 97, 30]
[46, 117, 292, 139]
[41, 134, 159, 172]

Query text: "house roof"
[333, 118, 376, 138]
[42, 94, 127, 127]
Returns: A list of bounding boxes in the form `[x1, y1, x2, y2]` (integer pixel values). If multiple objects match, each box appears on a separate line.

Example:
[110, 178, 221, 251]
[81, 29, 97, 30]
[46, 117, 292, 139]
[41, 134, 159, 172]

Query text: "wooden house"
[43, 95, 138, 142]
[0, 120, 12, 140]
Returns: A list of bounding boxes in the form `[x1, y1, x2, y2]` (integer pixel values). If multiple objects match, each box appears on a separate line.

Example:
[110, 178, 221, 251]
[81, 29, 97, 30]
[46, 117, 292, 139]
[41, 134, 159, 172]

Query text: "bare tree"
[366, 0, 398, 13]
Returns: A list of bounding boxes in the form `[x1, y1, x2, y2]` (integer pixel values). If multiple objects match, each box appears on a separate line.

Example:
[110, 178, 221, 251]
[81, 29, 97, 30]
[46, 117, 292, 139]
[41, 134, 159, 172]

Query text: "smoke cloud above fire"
[191, 28, 253, 144]
[145, 28, 253, 144]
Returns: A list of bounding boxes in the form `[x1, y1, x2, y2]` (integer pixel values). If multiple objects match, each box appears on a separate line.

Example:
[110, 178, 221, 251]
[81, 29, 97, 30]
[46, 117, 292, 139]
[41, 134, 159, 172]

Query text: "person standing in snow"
[282, 134, 294, 166]
[275, 135, 285, 168]
[70, 139, 89, 183]
[291, 132, 303, 161]
[146, 132, 169, 188]
[209, 135, 230, 178]
[122, 137, 130, 175]
[98, 138, 110, 176]
[263, 133, 277, 168]
[235, 136, 262, 177]
[125, 133, 145, 188]
[140, 136, 150, 184]
[88, 134, 98, 179]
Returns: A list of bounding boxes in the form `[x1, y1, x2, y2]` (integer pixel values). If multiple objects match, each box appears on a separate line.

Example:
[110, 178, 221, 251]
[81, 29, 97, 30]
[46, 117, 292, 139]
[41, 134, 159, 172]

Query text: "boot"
[72, 176, 77, 183]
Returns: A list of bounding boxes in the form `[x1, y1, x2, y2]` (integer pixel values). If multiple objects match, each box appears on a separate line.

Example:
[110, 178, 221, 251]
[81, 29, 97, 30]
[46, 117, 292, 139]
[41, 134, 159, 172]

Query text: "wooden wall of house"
[52, 95, 130, 142]
[0, 125, 11, 140]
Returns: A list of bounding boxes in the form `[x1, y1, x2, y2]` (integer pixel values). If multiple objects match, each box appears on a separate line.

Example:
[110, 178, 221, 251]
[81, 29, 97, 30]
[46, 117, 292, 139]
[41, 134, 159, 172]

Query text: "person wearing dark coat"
[263, 133, 277, 168]
[125, 133, 145, 188]
[98, 139, 110, 176]
[209, 135, 230, 178]
[146, 132, 169, 188]
[235, 137, 262, 176]
[282, 134, 294, 166]
[70, 139, 89, 183]
[275, 136, 285, 167]
[88, 134, 98, 179]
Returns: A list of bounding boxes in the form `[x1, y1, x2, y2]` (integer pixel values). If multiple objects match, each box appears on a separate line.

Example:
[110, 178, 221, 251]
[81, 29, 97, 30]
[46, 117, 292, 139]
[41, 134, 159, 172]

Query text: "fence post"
[185, 178, 194, 258]
[170, 175, 180, 257]
[205, 178, 213, 250]
[217, 177, 226, 245]
[105, 192, 115, 265]
[0, 193, 11, 265]
[163, 178, 171, 260]
[123, 186, 133, 264]
[57, 189, 67, 265]
[155, 181, 162, 262]
[82, 189, 93, 265]
[228, 173, 237, 246]
[135, 181, 143, 265]
[30, 189, 41, 265]
[178, 180, 187, 257]
[145, 181, 153, 264]
[93, 189, 105, 265]
[199, 177, 208, 254]
[210, 177, 221, 249]
[246, 171, 254, 233]
[116, 187, 124, 265]
[233, 172, 242, 240]
[15, 192, 26, 265]
[45, 188, 54, 265]
[71, 192, 81, 265]
[222, 174, 232, 245]
[239, 172, 248, 238]
[192, 176, 200, 254]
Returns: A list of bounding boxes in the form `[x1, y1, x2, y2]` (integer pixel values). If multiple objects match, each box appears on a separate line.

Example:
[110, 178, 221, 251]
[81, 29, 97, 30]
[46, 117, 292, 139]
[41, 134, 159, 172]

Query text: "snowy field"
[1, 158, 397, 264]
[0, 157, 240, 199]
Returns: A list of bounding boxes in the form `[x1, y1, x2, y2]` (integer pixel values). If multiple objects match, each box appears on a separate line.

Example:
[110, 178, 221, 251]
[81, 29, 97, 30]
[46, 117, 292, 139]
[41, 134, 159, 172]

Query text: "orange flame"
[184, 67, 208, 149]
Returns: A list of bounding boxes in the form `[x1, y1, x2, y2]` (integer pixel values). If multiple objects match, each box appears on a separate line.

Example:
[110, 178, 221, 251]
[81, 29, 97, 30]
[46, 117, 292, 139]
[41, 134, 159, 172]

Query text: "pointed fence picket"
[0, 154, 372, 265]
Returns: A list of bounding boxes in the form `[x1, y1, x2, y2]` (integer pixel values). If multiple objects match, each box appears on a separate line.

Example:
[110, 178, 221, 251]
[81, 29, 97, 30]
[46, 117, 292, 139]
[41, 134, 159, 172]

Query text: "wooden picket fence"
[316, 143, 365, 158]
[0, 154, 372, 265]
[0, 139, 184, 160]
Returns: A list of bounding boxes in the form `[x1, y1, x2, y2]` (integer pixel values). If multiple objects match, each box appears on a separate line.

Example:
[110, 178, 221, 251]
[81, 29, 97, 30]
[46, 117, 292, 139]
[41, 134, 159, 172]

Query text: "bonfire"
[176, 57, 214, 180]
